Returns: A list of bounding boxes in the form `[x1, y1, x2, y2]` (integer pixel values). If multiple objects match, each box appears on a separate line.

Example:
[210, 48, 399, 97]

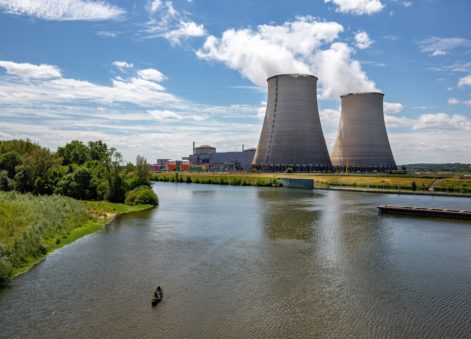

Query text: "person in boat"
[154, 286, 162, 299]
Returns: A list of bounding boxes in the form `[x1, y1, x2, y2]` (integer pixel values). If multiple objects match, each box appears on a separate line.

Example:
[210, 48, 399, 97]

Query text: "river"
[1, 182, 470, 338]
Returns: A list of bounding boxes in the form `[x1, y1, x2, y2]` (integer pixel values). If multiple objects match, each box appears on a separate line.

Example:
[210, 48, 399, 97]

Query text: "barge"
[378, 205, 471, 221]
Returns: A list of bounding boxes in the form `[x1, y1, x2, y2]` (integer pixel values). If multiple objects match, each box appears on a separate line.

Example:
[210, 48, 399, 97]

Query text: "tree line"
[0, 139, 153, 203]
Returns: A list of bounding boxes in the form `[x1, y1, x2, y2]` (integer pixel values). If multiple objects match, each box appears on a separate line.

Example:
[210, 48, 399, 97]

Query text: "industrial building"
[252, 74, 332, 172]
[331, 92, 397, 171]
[189, 143, 255, 171]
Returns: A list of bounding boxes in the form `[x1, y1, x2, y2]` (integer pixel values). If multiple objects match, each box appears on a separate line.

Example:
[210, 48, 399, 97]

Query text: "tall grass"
[0, 192, 155, 285]
[0, 192, 89, 284]
[152, 172, 282, 187]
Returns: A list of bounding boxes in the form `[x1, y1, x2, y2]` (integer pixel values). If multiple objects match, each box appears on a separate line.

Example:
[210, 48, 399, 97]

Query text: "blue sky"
[0, 0, 470, 164]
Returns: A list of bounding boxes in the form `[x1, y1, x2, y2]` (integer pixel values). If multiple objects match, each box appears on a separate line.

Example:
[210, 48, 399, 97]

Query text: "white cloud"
[431, 50, 448, 56]
[324, 0, 384, 15]
[312, 42, 377, 99]
[458, 75, 471, 87]
[0, 0, 125, 21]
[320, 108, 340, 126]
[148, 0, 162, 14]
[143, 0, 206, 44]
[385, 114, 413, 128]
[163, 21, 206, 45]
[196, 17, 376, 99]
[0, 60, 61, 80]
[413, 113, 471, 131]
[383, 101, 403, 114]
[384, 111, 471, 132]
[148, 109, 206, 121]
[354, 31, 373, 49]
[96, 31, 119, 38]
[429, 62, 471, 73]
[448, 98, 460, 105]
[418, 37, 471, 57]
[0, 65, 175, 106]
[389, 131, 471, 164]
[112, 61, 134, 70]
[137, 68, 167, 82]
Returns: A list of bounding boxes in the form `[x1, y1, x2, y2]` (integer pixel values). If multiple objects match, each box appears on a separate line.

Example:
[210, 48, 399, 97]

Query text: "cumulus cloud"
[448, 98, 460, 105]
[385, 114, 413, 128]
[196, 17, 376, 99]
[413, 113, 471, 131]
[0, 60, 61, 80]
[324, 0, 384, 15]
[354, 31, 373, 49]
[458, 75, 471, 87]
[312, 42, 377, 99]
[0, 61, 175, 106]
[319, 108, 340, 126]
[383, 101, 403, 114]
[0, 0, 125, 21]
[113, 61, 134, 70]
[162, 21, 206, 45]
[418, 37, 471, 57]
[143, 0, 206, 44]
[137, 68, 167, 82]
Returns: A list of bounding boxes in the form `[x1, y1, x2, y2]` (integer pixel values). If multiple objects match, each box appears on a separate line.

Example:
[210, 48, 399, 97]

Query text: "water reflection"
[0, 183, 470, 338]
[258, 189, 319, 240]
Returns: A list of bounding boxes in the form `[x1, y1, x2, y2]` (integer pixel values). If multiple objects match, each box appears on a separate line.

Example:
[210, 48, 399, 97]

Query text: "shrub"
[0, 258, 13, 286]
[125, 186, 158, 206]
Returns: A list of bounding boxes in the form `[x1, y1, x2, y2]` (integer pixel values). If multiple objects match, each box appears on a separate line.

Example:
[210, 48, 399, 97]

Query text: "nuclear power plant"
[331, 92, 397, 171]
[252, 74, 332, 172]
[159, 74, 398, 174]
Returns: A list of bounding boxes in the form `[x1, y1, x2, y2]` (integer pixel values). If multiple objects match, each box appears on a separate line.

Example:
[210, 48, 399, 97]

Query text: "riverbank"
[0, 191, 154, 284]
[152, 172, 471, 195]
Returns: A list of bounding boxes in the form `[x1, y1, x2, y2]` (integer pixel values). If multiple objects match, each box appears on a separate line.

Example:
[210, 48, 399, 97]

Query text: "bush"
[125, 186, 158, 206]
[0, 258, 13, 286]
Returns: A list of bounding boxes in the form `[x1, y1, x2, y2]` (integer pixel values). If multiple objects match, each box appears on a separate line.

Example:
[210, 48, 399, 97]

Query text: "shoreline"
[12, 203, 155, 279]
[319, 186, 471, 198]
[152, 172, 471, 198]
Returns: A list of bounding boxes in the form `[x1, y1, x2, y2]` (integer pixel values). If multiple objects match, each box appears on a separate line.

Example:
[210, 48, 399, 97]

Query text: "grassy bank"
[0, 191, 154, 284]
[152, 172, 471, 194]
[152, 172, 282, 187]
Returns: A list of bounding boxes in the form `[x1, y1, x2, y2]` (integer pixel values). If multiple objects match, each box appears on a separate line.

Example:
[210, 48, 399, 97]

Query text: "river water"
[1, 182, 470, 338]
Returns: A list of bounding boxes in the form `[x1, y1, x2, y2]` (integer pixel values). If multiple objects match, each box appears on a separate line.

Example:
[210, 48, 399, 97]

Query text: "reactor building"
[331, 92, 397, 171]
[252, 74, 332, 172]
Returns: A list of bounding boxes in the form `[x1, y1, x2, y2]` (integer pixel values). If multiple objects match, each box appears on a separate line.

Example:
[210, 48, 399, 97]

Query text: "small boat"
[151, 286, 163, 306]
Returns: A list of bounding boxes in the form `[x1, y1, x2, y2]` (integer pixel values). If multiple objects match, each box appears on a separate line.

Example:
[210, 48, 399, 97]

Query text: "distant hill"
[402, 163, 471, 173]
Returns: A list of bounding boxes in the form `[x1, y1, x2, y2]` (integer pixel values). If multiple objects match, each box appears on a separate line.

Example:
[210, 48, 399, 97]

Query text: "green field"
[0, 192, 154, 284]
[152, 172, 471, 193]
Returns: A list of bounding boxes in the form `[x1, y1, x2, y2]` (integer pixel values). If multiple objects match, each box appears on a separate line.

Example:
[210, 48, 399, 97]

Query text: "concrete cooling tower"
[252, 74, 332, 172]
[331, 92, 397, 171]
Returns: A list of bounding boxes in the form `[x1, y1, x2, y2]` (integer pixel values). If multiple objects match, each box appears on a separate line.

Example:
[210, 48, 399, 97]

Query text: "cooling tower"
[331, 92, 397, 171]
[252, 74, 332, 172]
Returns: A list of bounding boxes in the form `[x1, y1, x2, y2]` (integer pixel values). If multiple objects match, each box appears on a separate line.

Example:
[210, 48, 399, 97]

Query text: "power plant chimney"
[252, 74, 331, 171]
[192, 141, 195, 155]
[331, 92, 397, 171]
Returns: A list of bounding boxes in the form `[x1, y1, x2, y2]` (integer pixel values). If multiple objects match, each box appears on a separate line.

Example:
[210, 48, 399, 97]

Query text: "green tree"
[14, 167, 34, 193]
[132, 155, 151, 188]
[88, 140, 109, 162]
[57, 140, 91, 165]
[0, 151, 21, 178]
[56, 167, 96, 200]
